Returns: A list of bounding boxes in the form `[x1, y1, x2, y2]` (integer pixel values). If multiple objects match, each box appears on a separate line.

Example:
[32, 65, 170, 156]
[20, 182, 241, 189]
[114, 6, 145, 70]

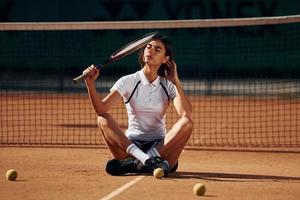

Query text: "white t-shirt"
[111, 69, 177, 141]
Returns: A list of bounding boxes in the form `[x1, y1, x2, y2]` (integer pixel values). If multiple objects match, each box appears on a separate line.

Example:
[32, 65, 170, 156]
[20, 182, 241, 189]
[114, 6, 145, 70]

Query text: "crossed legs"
[97, 113, 193, 169]
[97, 113, 132, 160]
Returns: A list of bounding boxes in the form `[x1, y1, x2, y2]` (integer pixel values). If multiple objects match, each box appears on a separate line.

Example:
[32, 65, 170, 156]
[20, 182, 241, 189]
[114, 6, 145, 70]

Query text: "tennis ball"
[193, 183, 206, 196]
[6, 169, 18, 181]
[153, 168, 164, 179]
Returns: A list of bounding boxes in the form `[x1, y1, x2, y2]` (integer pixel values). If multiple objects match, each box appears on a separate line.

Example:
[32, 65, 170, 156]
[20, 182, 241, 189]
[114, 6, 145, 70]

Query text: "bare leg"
[97, 113, 132, 160]
[156, 116, 193, 167]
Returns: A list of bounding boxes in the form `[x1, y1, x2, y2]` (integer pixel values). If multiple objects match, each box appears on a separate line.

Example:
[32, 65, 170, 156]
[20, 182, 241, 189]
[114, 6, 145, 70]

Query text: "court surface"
[1, 147, 300, 200]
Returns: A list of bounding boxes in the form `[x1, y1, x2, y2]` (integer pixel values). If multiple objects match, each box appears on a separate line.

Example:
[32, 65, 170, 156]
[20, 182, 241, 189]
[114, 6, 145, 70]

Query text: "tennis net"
[1, 15, 300, 150]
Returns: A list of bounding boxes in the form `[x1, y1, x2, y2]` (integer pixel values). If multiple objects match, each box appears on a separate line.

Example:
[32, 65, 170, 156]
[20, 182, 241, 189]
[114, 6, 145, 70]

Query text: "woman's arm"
[173, 80, 192, 118]
[165, 61, 192, 117]
[84, 65, 122, 115]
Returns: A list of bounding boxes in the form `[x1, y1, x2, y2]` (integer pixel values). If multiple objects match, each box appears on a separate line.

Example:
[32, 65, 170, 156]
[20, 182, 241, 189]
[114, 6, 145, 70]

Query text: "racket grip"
[72, 73, 88, 84]
[72, 64, 103, 85]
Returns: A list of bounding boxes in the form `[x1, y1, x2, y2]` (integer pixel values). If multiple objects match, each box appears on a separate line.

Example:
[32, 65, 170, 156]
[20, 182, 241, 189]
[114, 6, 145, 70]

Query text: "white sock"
[147, 147, 161, 158]
[126, 143, 149, 165]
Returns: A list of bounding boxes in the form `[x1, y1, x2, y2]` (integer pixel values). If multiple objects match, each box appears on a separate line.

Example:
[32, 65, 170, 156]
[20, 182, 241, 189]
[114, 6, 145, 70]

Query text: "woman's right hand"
[83, 64, 100, 84]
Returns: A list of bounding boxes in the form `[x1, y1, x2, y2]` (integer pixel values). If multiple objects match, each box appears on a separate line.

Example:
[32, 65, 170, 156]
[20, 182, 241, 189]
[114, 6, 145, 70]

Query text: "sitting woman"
[83, 33, 193, 176]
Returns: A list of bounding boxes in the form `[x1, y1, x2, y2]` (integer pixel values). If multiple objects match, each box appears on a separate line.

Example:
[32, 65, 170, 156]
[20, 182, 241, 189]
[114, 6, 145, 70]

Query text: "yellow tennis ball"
[193, 183, 206, 196]
[6, 169, 18, 181]
[153, 168, 164, 179]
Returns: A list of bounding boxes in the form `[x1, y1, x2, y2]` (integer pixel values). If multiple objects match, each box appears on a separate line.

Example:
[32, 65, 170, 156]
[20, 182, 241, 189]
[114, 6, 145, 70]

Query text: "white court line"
[100, 176, 145, 200]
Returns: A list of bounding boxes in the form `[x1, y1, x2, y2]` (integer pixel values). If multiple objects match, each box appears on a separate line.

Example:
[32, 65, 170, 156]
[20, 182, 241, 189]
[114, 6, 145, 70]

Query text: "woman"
[83, 33, 193, 176]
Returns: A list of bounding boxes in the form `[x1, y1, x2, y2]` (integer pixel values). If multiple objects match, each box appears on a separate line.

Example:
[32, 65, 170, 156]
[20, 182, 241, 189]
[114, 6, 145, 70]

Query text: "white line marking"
[100, 176, 145, 200]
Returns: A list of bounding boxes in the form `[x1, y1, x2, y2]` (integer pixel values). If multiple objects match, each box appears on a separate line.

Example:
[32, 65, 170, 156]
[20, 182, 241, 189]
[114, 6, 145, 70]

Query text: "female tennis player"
[83, 33, 193, 176]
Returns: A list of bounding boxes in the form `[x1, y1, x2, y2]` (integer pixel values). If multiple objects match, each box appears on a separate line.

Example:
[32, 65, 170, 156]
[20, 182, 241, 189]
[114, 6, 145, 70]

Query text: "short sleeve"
[110, 74, 136, 100]
[168, 81, 177, 100]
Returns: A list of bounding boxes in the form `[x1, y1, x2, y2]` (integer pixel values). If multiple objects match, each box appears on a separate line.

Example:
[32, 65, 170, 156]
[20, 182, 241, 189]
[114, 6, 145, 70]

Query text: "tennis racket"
[72, 32, 158, 84]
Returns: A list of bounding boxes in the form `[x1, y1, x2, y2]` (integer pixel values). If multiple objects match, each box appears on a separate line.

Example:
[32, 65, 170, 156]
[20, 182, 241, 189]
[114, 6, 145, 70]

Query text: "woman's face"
[143, 40, 169, 67]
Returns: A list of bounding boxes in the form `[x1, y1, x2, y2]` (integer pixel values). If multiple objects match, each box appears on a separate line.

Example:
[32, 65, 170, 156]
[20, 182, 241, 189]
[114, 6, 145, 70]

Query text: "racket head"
[72, 32, 157, 85]
[106, 32, 158, 64]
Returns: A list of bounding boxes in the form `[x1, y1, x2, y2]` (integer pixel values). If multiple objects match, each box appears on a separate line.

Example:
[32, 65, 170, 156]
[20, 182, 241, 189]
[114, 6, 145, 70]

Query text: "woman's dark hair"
[138, 33, 173, 76]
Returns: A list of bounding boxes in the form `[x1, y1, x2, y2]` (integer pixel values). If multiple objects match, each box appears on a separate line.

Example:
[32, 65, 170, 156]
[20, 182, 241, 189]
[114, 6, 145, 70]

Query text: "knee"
[180, 116, 193, 135]
[97, 113, 110, 129]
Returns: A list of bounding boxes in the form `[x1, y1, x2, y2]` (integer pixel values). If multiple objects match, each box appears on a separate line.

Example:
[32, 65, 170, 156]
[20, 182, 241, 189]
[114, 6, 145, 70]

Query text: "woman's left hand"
[165, 60, 180, 84]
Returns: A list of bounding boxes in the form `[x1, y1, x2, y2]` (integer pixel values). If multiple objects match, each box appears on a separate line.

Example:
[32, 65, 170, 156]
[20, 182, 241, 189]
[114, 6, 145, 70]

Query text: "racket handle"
[72, 73, 88, 84]
[72, 64, 104, 85]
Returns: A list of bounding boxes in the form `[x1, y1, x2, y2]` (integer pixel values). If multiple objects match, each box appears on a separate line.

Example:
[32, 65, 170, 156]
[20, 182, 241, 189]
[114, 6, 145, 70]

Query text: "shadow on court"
[168, 171, 300, 182]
